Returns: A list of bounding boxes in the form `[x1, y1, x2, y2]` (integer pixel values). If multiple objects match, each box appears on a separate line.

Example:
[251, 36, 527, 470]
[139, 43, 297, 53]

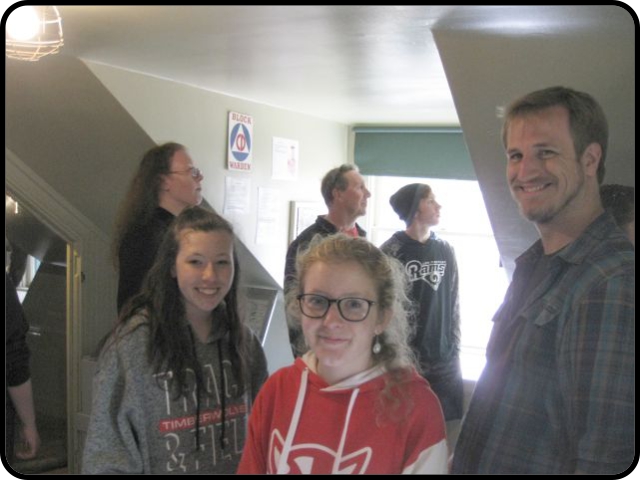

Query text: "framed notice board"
[289, 201, 324, 242]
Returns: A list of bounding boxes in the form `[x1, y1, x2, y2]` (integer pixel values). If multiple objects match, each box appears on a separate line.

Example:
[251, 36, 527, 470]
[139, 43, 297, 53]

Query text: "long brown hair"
[117, 206, 249, 399]
[112, 142, 185, 268]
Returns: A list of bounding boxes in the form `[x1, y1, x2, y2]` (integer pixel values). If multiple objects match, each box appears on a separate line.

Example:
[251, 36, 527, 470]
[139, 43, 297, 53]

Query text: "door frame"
[6, 148, 117, 472]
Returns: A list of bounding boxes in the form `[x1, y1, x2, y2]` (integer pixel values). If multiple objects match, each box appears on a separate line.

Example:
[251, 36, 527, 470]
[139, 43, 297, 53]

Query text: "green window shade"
[353, 127, 476, 180]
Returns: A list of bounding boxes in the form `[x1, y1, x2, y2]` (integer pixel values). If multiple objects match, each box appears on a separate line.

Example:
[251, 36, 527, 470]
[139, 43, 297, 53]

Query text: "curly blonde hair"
[286, 234, 419, 420]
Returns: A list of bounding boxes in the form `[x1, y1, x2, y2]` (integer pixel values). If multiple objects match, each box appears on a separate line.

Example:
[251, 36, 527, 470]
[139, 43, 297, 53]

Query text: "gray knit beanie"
[389, 183, 431, 226]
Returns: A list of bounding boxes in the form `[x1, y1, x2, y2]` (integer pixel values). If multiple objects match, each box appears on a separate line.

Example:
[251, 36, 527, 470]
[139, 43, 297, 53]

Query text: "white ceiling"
[52, 5, 633, 126]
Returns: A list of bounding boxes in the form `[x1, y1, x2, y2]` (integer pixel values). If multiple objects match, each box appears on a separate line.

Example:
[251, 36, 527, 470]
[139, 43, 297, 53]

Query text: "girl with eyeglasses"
[238, 234, 447, 474]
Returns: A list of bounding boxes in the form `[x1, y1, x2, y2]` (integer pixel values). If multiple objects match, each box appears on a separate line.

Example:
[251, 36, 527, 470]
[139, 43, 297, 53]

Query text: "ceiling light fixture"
[6, 6, 64, 62]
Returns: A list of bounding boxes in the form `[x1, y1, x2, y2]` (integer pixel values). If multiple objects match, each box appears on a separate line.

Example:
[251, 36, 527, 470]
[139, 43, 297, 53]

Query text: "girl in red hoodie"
[238, 234, 447, 474]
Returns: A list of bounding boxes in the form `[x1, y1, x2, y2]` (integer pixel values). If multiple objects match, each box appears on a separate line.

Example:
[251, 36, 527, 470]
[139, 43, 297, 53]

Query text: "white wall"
[86, 62, 349, 286]
[84, 62, 352, 377]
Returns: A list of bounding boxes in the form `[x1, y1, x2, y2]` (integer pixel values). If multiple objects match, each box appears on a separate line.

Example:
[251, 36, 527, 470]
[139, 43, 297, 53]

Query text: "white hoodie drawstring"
[333, 388, 360, 474]
[276, 366, 363, 474]
[276, 367, 309, 474]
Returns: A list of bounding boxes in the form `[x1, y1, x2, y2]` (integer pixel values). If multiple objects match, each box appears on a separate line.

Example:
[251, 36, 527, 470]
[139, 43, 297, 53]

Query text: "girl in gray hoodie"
[83, 206, 268, 474]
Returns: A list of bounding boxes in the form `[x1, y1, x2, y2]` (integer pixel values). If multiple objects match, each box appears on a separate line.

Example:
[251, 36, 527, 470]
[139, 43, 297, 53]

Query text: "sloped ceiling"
[55, 5, 459, 125]
[51, 5, 635, 130]
[433, 4, 634, 272]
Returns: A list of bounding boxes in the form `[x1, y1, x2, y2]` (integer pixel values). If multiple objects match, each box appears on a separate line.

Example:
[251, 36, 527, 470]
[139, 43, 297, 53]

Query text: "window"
[365, 175, 509, 380]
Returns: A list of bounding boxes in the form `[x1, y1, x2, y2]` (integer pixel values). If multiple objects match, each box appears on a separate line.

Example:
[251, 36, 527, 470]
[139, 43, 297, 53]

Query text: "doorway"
[6, 193, 68, 473]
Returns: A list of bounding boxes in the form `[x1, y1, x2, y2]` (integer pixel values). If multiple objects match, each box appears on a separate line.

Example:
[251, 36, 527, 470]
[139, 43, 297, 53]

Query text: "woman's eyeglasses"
[297, 293, 375, 322]
[169, 166, 202, 178]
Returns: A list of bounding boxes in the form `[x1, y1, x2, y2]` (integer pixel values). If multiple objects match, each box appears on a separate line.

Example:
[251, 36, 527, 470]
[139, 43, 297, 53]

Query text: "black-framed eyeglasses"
[169, 166, 202, 178]
[297, 293, 376, 322]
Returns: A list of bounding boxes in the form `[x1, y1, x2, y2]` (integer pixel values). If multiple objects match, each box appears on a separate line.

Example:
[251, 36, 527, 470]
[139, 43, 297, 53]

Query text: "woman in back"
[114, 142, 204, 312]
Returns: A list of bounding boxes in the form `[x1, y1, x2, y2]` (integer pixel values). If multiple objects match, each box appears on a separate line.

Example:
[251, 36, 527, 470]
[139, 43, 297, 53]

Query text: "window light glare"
[6, 6, 40, 41]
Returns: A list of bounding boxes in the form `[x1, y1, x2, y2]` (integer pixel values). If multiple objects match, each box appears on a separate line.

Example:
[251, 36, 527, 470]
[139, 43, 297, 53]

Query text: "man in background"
[284, 164, 370, 356]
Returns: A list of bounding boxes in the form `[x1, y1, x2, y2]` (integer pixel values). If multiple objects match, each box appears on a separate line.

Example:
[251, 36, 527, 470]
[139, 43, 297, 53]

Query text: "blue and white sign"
[228, 111, 253, 171]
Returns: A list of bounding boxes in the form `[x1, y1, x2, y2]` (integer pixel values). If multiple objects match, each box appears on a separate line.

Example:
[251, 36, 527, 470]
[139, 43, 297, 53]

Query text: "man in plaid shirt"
[452, 87, 634, 474]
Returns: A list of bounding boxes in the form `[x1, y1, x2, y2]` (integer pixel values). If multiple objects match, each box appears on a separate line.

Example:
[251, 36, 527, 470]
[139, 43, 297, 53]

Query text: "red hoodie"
[238, 354, 447, 474]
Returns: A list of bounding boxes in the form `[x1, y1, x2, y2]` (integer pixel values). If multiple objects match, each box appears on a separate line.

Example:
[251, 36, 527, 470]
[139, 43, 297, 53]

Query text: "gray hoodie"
[82, 314, 268, 474]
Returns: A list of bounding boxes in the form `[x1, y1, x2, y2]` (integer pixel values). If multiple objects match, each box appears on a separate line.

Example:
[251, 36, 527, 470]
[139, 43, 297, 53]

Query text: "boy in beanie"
[381, 183, 463, 449]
